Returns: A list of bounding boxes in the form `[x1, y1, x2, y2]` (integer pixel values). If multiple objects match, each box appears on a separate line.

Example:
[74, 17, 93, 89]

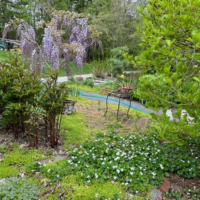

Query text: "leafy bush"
[92, 60, 109, 78]
[0, 177, 39, 200]
[83, 77, 94, 87]
[132, 74, 173, 103]
[135, 0, 200, 144]
[108, 46, 130, 77]
[164, 137, 200, 178]
[0, 51, 69, 148]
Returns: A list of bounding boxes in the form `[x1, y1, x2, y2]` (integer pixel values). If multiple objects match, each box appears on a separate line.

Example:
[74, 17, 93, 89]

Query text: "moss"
[1, 144, 47, 167]
[60, 175, 126, 199]
[61, 113, 92, 149]
[0, 166, 19, 179]
[0, 145, 8, 153]
[68, 83, 102, 94]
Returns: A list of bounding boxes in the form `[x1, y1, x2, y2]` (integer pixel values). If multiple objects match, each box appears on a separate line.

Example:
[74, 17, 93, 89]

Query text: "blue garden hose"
[79, 91, 149, 115]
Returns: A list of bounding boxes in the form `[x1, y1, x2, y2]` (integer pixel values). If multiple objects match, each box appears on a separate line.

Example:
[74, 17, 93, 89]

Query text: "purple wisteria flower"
[30, 49, 40, 73]
[51, 46, 59, 71]
[63, 48, 71, 75]
[20, 31, 36, 60]
[42, 27, 53, 62]
[28, 28, 36, 41]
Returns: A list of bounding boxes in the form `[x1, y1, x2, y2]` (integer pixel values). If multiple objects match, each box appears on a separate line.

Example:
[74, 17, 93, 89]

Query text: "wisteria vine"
[3, 12, 90, 75]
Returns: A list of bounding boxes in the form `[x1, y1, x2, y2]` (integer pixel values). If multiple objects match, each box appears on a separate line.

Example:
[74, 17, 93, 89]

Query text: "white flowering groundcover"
[26, 132, 200, 195]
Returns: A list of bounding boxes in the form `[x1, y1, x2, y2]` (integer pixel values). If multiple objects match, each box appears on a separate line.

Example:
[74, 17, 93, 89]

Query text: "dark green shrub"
[0, 51, 69, 148]
[83, 77, 94, 87]
[108, 46, 130, 77]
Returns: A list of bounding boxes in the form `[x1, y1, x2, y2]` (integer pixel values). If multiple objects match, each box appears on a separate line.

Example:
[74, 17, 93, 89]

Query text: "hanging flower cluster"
[2, 10, 102, 75]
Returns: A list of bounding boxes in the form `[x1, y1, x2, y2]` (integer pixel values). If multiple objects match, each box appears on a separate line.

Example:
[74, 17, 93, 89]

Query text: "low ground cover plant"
[26, 131, 200, 197]
[0, 177, 39, 200]
[0, 143, 48, 179]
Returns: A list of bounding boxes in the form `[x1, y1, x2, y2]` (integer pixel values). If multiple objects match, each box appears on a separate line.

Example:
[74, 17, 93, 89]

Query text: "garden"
[0, 0, 200, 199]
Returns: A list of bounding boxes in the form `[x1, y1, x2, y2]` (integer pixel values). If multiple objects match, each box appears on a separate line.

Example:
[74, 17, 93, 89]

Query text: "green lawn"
[0, 50, 9, 60]
[56, 62, 92, 76]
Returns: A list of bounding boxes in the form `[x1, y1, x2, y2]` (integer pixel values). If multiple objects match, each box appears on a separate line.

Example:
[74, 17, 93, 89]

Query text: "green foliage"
[84, 0, 143, 60]
[135, 0, 200, 143]
[61, 175, 126, 200]
[0, 145, 7, 153]
[58, 62, 92, 76]
[83, 77, 94, 88]
[133, 74, 173, 105]
[0, 0, 29, 36]
[67, 133, 165, 193]
[0, 166, 19, 179]
[91, 60, 109, 78]
[164, 188, 200, 200]
[61, 114, 92, 149]
[1, 144, 47, 167]
[109, 46, 130, 76]
[164, 137, 200, 178]
[68, 82, 102, 94]
[0, 51, 69, 147]
[0, 50, 8, 60]
[0, 177, 39, 200]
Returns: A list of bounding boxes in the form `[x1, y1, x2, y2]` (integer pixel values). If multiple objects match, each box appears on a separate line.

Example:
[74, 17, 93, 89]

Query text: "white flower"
[117, 169, 120, 174]
[95, 173, 98, 179]
[43, 163, 46, 167]
[47, 169, 51, 173]
[151, 172, 156, 176]
[140, 172, 143, 175]
[159, 164, 164, 169]
[95, 193, 99, 197]
[114, 176, 117, 180]
[130, 172, 133, 175]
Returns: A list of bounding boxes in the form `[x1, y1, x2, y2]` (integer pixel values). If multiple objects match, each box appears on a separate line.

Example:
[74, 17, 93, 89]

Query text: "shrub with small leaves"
[0, 177, 39, 200]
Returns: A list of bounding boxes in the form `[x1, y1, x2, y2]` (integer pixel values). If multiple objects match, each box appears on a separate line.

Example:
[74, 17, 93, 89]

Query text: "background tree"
[0, 0, 29, 38]
[82, 0, 147, 60]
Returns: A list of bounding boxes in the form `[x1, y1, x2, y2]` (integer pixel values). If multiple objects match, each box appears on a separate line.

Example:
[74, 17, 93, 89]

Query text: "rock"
[158, 177, 170, 193]
[54, 155, 66, 161]
[0, 178, 6, 186]
[19, 143, 28, 149]
[150, 188, 162, 200]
